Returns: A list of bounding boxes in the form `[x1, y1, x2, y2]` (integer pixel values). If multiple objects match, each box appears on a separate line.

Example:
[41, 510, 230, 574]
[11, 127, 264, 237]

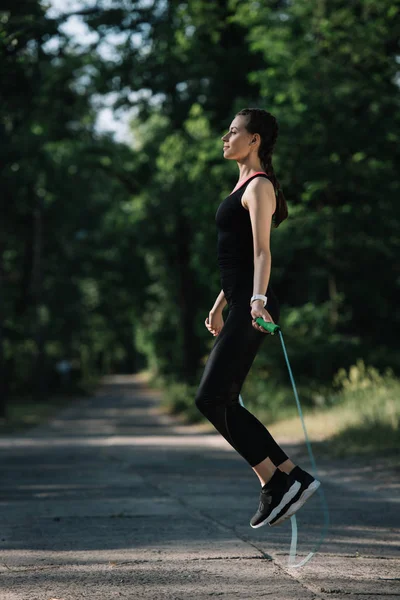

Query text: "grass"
[267, 398, 400, 457]
[252, 367, 400, 463]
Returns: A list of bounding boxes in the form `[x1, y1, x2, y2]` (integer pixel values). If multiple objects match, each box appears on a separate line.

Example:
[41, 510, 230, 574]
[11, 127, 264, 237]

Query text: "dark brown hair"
[236, 108, 288, 227]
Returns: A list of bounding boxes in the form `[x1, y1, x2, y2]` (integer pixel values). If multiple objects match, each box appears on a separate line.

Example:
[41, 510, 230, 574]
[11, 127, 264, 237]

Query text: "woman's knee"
[195, 387, 238, 415]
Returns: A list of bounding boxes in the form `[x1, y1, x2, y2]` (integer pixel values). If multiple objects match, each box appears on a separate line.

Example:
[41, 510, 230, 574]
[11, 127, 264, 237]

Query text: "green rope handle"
[255, 319, 280, 335]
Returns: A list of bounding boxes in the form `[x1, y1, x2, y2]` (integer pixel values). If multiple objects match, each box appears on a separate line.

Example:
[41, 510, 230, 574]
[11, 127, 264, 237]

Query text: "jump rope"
[238, 318, 330, 568]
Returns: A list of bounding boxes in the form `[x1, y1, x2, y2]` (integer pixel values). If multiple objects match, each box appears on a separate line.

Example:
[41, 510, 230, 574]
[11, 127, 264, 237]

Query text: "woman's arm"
[243, 178, 276, 297]
[253, 251, 272, 298]
[211, 289, 227, 314]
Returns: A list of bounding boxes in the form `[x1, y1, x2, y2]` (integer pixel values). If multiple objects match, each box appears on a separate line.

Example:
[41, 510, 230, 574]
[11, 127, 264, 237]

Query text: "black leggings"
[195, 287, 288, 468]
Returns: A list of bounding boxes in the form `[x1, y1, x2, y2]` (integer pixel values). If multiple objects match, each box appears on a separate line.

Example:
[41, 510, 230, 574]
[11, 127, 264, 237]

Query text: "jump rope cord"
[239, 328, 330, 568]
[277, 329, 330, 568]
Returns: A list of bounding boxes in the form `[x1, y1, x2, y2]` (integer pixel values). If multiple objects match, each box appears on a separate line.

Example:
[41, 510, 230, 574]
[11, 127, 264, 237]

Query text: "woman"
[195, 108, 320, 528]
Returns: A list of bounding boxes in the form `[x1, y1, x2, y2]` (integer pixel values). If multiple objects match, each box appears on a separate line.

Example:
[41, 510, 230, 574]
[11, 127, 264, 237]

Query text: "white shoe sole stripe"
[270, 479, 321, 527]
[250, 480, 301, 529]
[266, 480, 302, 523]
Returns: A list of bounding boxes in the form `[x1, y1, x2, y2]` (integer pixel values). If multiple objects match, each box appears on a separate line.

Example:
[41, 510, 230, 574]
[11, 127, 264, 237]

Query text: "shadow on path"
[0, 375, 399, 599]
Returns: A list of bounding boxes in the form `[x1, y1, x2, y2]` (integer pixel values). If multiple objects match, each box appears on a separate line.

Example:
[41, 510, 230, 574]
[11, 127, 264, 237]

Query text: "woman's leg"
[195, 293, 289, 472]
[196, 292, 321, 528]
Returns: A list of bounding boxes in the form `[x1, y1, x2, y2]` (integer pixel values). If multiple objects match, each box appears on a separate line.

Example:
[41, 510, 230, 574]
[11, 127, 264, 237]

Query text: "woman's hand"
[205, 309, 224, 337]
[250, 300, 274, 334]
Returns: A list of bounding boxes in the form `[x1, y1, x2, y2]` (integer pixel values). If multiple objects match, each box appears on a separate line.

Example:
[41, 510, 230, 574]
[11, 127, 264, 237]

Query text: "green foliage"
[332, 358, 396, 392]
[1, 0, 399, 439]
[0, 1, 149, 404]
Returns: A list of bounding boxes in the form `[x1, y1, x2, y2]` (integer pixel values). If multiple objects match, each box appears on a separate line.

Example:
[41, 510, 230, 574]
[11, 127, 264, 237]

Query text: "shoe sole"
[250, 480, 301, 529]
[269, 479, 321, 527]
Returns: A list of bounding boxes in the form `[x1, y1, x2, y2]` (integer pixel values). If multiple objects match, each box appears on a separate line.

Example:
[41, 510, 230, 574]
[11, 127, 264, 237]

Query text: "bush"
[327, 359, 400, 455]
[158, 379, 203, 424]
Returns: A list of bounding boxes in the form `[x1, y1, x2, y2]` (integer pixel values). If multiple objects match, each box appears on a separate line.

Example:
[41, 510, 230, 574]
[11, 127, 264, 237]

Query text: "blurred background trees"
[1, 0, 399, 421]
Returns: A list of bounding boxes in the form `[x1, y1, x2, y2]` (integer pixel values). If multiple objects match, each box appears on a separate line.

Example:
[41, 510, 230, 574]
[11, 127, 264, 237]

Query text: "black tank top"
[215, 173, 273, 302]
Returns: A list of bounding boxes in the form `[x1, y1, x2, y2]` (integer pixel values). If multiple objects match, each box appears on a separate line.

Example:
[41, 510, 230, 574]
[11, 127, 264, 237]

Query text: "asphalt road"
[0, 375, 399, 599]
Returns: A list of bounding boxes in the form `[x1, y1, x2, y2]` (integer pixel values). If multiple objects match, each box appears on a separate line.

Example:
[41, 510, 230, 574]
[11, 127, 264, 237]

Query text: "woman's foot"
[250, 469, 301, 528]
[268, 466, 321, 527]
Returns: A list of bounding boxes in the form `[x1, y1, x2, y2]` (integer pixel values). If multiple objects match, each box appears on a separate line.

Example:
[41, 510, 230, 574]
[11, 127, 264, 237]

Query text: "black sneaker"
[269, 466, 321, 527]
[250, 469, 301, 529]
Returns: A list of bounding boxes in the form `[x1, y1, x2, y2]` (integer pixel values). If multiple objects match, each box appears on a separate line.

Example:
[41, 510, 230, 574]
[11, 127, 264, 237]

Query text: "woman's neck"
[237, 161, 265, 181]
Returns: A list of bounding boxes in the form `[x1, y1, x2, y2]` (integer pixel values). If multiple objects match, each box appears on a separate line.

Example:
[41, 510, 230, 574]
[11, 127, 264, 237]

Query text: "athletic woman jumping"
[195, 108, 320, 528]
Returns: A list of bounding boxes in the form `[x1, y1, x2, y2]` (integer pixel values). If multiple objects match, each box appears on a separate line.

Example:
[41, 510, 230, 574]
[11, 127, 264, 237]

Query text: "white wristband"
[250, 294, 268, 307]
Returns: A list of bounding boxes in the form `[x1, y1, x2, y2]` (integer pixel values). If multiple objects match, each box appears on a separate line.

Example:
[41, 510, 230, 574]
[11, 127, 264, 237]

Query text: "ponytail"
[259, 150, 288, 228]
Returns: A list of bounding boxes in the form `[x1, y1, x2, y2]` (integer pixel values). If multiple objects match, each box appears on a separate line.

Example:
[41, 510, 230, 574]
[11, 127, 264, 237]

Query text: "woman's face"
[221, 115, 255, 160]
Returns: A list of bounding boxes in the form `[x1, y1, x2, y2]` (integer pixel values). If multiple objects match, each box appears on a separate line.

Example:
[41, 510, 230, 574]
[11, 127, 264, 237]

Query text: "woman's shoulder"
[246, 173, 274, 188]
[242, 175, 276, 211]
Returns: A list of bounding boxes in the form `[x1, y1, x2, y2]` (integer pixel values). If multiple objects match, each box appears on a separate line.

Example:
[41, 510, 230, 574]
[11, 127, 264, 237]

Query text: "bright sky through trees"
[42, 0, 134, 143]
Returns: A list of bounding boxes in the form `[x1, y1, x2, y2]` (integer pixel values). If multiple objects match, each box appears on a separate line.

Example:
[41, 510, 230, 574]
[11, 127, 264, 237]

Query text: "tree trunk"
[176, 210, 202, 384]
[327, 222, 339, 327]
[31, 197, 47, 400]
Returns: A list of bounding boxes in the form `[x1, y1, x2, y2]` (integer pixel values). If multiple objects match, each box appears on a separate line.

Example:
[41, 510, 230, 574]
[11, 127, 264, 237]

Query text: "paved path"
[0, 375, 399, 599]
